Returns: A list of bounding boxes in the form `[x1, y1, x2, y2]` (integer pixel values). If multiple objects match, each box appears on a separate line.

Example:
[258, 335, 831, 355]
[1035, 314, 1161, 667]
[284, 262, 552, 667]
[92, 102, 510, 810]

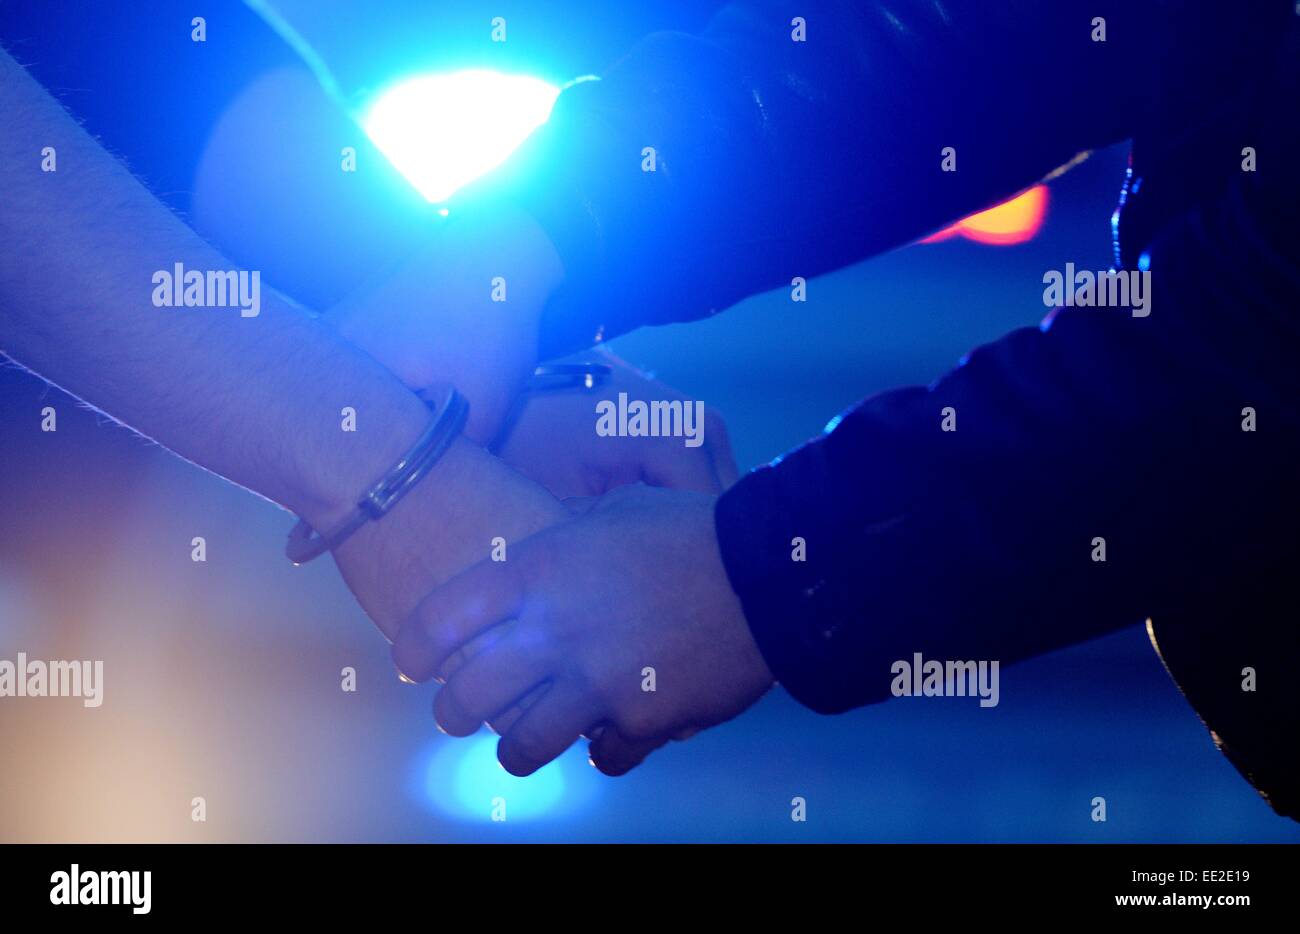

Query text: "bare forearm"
[1, 45, 571, 575]
[0, 47, 438, 530]
[191, 62, 564, 444]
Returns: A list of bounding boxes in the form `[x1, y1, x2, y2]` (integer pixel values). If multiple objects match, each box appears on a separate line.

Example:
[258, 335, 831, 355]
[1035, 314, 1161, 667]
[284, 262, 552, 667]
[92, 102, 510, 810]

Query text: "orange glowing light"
[921, 185, 1048, 246]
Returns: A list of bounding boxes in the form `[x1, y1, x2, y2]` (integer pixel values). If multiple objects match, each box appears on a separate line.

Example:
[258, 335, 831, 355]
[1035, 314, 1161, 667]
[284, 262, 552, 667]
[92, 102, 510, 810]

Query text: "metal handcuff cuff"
[284, 362, 612, 565]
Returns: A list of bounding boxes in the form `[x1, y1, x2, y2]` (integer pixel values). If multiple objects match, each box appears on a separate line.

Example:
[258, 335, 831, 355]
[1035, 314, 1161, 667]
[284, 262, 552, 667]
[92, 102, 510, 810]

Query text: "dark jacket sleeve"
[716, 142, 1299, 714]
[460, 0, 1288, 715]
[463, 0, 1156, 357]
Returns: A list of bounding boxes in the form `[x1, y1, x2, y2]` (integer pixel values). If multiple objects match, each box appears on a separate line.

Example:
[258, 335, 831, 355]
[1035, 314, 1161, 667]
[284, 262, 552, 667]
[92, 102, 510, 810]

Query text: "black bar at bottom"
[0, 843, 1291, 920]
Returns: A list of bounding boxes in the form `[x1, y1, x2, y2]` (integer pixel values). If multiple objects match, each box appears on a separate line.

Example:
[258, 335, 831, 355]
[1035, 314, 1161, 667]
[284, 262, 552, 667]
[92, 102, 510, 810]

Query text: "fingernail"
[397, 667, 416, 685]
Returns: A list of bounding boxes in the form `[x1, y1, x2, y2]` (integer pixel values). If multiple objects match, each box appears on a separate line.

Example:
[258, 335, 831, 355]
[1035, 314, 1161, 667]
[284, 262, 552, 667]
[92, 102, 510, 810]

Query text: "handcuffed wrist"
[285, 386, 469, 564]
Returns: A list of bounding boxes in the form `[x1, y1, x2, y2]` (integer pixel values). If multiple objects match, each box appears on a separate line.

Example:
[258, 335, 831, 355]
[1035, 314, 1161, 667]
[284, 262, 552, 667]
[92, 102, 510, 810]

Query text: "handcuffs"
[285, 361, 611, 565]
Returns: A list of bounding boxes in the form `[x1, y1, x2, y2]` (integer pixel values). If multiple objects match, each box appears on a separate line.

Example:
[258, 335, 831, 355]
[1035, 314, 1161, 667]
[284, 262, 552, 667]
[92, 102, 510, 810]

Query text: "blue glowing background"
[0, 0, 1296, 842]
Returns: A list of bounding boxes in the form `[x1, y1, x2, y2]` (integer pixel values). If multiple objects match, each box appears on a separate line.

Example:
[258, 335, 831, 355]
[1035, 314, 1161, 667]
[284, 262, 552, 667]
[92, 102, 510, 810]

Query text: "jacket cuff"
[714, 442, 907, 715]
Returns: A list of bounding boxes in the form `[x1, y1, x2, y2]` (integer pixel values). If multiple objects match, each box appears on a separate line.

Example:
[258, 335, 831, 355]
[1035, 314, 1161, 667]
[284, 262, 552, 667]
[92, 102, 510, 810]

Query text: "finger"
[392, 558, 526, 683]
[439, 620, 512, 684]
[588, 727, 669, 777]
[498, 683, 601, 777]
[485, 683, 547, 736]
[643, 439, 725, 494]
[434, 625, 552, 736]
[561, 495, 602, 516]
[704, 410, 739, 489]
[635, 423, 721, 492]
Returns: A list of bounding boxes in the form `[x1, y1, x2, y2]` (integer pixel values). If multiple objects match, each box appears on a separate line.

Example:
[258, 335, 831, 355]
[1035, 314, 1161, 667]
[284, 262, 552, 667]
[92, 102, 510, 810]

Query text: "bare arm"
[0, 47, 563, 634]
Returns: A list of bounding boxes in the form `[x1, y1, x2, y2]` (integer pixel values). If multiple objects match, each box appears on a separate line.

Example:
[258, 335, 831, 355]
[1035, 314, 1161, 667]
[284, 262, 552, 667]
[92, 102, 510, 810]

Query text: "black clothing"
[474, 0, 1300, 817]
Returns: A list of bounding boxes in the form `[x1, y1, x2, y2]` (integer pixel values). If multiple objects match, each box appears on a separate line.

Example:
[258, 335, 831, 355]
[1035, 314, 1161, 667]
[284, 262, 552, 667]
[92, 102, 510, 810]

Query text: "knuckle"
[615, 704, 658, 742]
[569, 658, 613, 704]
[428, 624, 463, 669]
[442, 674, 487, 723]
[486, 704, 525, 736]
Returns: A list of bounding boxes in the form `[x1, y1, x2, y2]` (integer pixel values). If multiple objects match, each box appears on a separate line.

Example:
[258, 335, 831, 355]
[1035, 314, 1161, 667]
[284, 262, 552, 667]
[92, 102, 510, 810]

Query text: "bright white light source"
[363, 70, 560, 203]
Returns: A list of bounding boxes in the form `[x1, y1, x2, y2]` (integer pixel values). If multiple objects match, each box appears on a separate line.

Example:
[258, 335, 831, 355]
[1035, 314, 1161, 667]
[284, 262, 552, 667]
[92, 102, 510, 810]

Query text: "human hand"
[495, 351, 738, 498]
[322, 205, 564, 445]
[390, 484, 775, 775]
[328, 443, 568, 640]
